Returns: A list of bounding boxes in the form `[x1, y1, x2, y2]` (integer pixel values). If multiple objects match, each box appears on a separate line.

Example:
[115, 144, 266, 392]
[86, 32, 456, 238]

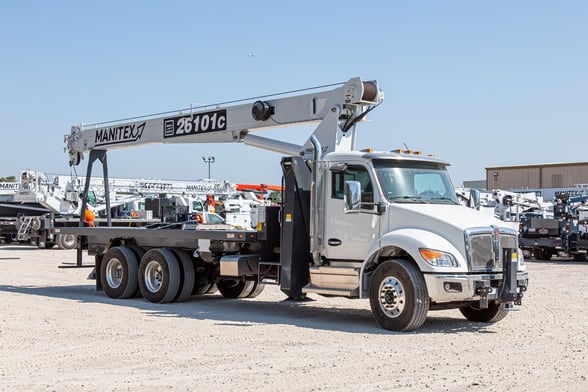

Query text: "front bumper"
[424, 271, 529, 304]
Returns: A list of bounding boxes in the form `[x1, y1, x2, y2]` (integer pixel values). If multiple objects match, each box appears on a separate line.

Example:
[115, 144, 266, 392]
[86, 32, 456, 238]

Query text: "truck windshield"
[373, 160, 459, 204]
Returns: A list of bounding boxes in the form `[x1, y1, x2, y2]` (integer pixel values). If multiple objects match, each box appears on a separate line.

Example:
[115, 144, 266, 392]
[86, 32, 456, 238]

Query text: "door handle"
[328, 238, 342, 246]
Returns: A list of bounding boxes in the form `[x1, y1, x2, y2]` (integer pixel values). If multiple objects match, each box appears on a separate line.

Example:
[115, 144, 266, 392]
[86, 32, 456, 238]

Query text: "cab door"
[322, 163, 381, 261]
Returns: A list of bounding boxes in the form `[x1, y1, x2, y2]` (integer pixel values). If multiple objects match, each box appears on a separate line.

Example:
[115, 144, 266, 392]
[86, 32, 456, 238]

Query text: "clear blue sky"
[1, 1, 586, 187]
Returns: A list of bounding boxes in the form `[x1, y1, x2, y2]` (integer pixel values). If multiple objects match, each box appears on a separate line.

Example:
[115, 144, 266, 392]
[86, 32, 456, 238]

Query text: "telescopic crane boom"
[65, 77, 382, 167]
[65, 78, 381, 228]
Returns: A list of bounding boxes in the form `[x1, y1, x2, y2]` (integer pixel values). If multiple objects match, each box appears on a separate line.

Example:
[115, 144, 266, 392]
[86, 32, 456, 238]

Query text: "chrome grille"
[500, 234, 517, 251]
[465, 227, 518, 272]
[469, 233, 494, 270]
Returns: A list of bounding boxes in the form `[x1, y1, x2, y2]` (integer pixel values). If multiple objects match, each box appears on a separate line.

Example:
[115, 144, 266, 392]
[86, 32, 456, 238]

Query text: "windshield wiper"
[431, 197, 459, 205]
[389, 195, 428, 203]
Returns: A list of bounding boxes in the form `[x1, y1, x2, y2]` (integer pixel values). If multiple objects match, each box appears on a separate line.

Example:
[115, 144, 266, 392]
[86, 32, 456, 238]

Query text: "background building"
[485, 162, 588, 200]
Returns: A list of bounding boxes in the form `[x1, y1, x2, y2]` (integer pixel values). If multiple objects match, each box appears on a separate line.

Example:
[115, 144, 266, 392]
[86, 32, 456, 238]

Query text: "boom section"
[65, 77, 382, 166]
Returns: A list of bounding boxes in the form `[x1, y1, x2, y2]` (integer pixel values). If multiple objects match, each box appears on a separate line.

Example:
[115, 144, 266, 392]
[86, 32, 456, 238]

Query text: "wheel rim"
[62, 234, 76, 247]
[144, 260, 164, 293]
[105, 258, 123, 289]
[378, 276, 405, 318]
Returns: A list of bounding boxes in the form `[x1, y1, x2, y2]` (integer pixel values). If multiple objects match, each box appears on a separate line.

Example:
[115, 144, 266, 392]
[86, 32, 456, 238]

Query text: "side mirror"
[344, 181, 361, 213]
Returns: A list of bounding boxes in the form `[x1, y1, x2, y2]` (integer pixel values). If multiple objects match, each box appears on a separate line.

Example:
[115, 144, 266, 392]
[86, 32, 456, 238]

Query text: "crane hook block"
[252, 100, 274, 121]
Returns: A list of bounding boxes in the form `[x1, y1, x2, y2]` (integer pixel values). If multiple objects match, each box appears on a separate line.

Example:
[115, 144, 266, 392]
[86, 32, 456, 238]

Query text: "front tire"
[369, 259, 429, 332]
[100, 246, 139, 299]
[460, 301, 509, 323]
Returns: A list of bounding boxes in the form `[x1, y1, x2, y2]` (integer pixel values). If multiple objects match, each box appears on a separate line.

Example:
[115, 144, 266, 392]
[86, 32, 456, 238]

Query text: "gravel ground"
[0, 244, 587, 391]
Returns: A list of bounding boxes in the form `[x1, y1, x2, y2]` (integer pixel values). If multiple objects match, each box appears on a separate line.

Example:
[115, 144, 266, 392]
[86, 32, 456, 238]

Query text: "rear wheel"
[37, 233, 55, 249]
[38, 240, 55, 249]
[247, 280, 265, 298]
[171, 250, 196, 302]
[205, 283, 218, 294]
[534, 248, 553, 260]
[138, 248, 181, 303]
[459, 301, 509, 323]
[100, 246, 139, 299]
[369, 259, 429, 332]
[192, 280, 215, 295]
[217, 278, 256, 298]
[57, 233, 77, 249]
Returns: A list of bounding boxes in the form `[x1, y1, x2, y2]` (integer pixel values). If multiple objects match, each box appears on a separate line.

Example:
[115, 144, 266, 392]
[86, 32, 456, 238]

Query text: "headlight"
[419, 248, 458, 267]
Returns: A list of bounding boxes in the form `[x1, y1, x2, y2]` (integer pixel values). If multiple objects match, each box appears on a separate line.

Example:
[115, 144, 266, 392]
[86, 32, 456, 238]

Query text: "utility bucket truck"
[60, 77, 528, 331]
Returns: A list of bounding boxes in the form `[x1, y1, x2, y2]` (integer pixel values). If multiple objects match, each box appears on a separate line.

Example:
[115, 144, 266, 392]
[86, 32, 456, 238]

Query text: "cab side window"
[331, 166, 373, 208]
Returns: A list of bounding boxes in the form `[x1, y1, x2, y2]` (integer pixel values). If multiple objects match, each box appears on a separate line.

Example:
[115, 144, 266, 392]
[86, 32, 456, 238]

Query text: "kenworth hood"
[387, 203, 511, 252]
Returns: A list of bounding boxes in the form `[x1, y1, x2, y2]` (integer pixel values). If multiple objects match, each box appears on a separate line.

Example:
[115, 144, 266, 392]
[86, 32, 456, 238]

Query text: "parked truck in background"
[59, 77, 528, 331]
[0, 170, 243, 248]
[519, 191, 588, 260]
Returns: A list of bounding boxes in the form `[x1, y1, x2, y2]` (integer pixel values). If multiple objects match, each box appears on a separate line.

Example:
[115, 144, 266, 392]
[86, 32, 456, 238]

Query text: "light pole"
[202, 156, 215, 179]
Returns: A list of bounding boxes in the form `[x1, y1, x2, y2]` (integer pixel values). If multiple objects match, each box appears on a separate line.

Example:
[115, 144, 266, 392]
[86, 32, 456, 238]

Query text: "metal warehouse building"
[486, 162, 588, 190]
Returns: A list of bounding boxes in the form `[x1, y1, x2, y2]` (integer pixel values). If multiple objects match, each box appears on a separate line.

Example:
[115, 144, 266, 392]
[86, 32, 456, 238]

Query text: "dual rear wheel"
[100, 246, 264, 303]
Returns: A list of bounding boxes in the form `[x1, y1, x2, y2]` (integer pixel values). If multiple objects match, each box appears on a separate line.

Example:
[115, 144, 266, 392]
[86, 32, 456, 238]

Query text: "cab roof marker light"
[360, 148, 374, 153]
[392, 149, 427, 156]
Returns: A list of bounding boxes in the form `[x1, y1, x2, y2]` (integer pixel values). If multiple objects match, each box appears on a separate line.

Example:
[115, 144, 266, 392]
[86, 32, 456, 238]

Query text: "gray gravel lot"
[0, 245, 586, 391]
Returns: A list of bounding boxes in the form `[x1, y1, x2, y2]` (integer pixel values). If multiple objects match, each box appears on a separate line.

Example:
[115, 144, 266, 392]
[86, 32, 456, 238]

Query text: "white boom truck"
[60, 77, 528, 331]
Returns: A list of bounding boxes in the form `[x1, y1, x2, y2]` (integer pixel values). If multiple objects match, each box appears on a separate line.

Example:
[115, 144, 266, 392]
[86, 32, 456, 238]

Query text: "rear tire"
[37, 234, 55, 249]
[205, 283, 218, 294]
[534, 248, 553, 260]
[369, 259, 429, 332]
[57, 233, 77, 249]
[100, 246, 139, 299]
[217, 278, 256, 298]
[138, 248, 181, 303]
[171, 250, 196, 302]
[247, 280, 265, 298]
[459, 301, 509, 323]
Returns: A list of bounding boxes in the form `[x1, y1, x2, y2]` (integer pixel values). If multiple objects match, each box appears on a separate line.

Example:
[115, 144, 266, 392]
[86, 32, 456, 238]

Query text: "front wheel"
[369, 259, 429, 332]
[459, 301, 509, 323]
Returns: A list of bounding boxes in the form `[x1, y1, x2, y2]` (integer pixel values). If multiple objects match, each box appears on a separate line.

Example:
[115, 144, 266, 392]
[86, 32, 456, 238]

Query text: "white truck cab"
[305, 149, 528, 330]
